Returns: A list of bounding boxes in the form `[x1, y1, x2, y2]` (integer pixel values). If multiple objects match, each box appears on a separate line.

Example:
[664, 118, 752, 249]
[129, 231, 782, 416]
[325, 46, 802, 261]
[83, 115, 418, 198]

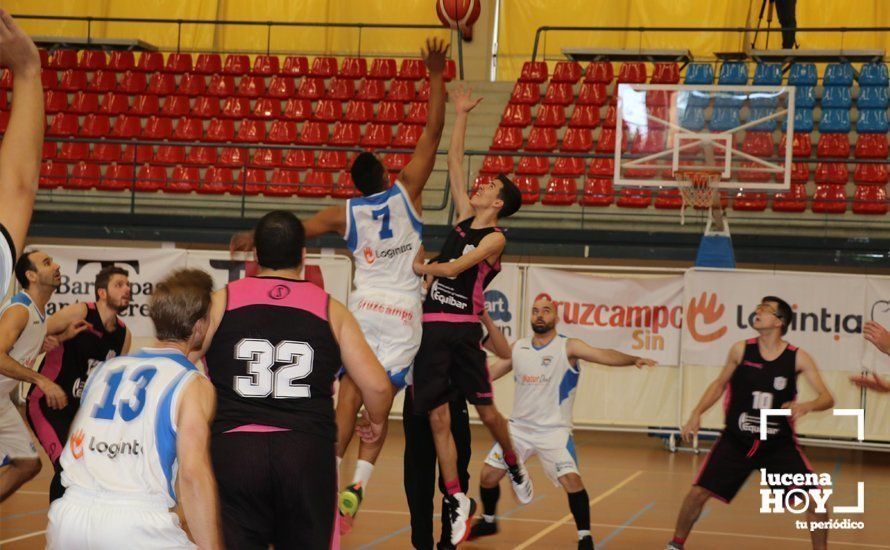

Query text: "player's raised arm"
[481, 309, 512, 359]
[488, 357, 513, 381]
[229, 205, 347, 257]
[0, 306, 66, 409]
[681, 340, 745, 442]
[414, 231, 505, 279]
[329, 299, 393, 441]
[566, 339, 656, 368]
[0, 11, 43, 257]
[175, 375, 223, 550]
[45, 302, 88, 336]
[398, 37, 449, 211]
[447, 84, 483, 223]
[783, 348, 834, 421]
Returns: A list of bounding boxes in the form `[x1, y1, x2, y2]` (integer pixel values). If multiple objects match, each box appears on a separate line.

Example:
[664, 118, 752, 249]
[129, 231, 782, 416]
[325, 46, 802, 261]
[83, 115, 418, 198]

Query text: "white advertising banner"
[483, 262, 521, 341]
[525, 267, 684, 365]
[863, 276, 890, 372]
[683, 269, 866, 371]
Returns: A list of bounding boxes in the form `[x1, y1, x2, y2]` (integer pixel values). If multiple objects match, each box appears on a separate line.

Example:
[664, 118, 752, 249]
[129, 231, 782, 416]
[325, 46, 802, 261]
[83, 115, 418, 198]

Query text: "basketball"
[435, 0, 481, 30]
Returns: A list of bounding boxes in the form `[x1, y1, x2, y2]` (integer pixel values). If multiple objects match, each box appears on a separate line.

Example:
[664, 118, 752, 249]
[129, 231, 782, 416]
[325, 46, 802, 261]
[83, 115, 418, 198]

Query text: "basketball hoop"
[675, 170, 722, 225]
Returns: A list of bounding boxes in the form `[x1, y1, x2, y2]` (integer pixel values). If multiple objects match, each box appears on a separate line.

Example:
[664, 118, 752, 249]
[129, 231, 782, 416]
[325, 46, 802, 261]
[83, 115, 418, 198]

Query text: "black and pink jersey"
[724, 338, 799, 445]
[422, 217, 502, 322]
[205, 276, 341, 439]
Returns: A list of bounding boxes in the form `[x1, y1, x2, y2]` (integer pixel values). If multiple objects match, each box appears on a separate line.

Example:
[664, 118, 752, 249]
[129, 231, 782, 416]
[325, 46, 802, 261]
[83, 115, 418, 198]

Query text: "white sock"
[351, 459, 374, 490]
[578, 529, 591, 540]
[483, 514, 496, 523]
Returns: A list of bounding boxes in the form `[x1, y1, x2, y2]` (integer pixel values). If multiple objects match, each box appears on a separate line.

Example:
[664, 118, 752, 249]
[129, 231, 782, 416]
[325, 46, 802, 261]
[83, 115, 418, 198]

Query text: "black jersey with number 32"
[205, 277, 341, 439]
[724, 338, 798, 444]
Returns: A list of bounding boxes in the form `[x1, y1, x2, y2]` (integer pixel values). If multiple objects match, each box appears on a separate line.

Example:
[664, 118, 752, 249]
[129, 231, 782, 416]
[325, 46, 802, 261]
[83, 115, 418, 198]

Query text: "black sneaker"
[467, 518, 499, 540]
[578, 534, 595, 550]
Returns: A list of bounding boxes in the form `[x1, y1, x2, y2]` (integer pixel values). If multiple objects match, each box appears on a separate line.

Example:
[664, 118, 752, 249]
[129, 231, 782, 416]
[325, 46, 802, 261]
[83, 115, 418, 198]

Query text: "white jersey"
[0, 227, 13, 304]
[0, 291, 47, 398]
[59, 348, 202, 509]
[345, 180, 423, 298]
[510, 335, 579, 430]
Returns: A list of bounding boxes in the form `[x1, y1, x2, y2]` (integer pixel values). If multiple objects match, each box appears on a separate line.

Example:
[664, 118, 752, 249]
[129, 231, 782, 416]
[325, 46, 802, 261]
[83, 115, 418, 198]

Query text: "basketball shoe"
[507, 461, 534, 503]
[447, 493, 476, 546]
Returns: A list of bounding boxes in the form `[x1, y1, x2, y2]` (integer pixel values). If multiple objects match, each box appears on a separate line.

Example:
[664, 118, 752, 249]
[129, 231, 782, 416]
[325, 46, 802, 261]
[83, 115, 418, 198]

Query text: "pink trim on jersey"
[746, 338, 757, 344]
[787, 344, 798, 352]
[472, 261, 494, 315]
[224, 424, 291, 433]
[422, 312, 479, 323]
[226, 277, 328, 321]
[722, 383, 732, 414]
[795, 442, 815, 472]
[28, 347, 65, 462]
[745, 440, 761, 458]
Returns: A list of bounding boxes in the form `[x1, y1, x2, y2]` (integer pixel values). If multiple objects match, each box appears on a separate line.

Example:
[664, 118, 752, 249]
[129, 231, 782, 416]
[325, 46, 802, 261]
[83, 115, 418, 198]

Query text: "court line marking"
[0, 529, 46, 544]
[0, 507, 48, 522]
[598, 500, 655, 548]
[14, 490, 48, 495]
[512, 470, 643, 550]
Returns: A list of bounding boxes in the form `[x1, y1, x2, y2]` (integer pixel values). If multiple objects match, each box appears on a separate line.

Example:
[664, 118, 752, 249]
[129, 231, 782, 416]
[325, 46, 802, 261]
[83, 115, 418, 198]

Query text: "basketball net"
[675, 170, 722, 226]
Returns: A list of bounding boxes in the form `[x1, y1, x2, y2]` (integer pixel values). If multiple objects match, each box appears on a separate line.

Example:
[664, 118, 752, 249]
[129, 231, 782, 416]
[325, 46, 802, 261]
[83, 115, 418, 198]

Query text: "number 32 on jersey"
[234, 338, 314, 399]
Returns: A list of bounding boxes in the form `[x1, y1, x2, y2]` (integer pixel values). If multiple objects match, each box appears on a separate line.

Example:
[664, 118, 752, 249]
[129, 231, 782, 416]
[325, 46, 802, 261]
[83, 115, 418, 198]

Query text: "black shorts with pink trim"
[694, 432, 815, 503]
[411, 321, 492, 413]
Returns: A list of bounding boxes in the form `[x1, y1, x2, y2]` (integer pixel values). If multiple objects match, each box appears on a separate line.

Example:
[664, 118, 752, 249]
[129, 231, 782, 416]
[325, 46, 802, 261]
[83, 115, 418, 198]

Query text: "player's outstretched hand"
[634, 357, 657, 368]
[42, 335, 61, 354]
[850, 371, 890, 393]
[39, 379, 68, 410]
[59, 319, 91, 343]
[421, 36, 448, 75]
[451, 83, 483, 114]
[354, 409, 385, 443]
[864, 321, 890, 356]
[781, 400, 812, 421]
[680, 413, 700, 443]
[0, 11, 40, 75]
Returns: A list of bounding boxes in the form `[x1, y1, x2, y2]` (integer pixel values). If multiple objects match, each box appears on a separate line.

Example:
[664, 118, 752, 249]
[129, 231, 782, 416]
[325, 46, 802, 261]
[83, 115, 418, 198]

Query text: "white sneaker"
[508, 462, 534, 504]
[448, 493, 476, 546]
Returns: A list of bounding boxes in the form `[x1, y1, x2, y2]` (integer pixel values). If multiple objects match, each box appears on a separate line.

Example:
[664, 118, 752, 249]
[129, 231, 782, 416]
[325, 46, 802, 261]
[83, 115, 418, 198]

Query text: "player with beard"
[27, 265, 133, 502]
[468, 297, 655, 549]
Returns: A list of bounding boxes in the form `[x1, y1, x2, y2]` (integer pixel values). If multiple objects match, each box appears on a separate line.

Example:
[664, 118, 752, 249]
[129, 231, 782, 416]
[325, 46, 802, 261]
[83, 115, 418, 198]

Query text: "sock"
[567, 489, 590, 532]
[445, 477, 462, 497]
[480, 484, 500, 517]
[351, 459, 374, 491]
[503, 450, 518, 468]
[578, 529, 591, 540]
[483, 514, 495, 523]
[671, 536, 687, 546]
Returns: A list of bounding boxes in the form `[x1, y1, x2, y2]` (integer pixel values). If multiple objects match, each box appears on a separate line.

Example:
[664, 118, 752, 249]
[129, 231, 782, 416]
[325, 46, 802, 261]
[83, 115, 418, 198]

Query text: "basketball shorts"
[485, 423, 579, 486]
[47, 487, 195, 549]
[0, 397, 38, 460]
[211, 430, 337, 550]
[0, 222, 14, 304]
[26, 387, 76, 464]
[411, 321, 492, 413]
[350, 290, 422, 390]
[694, 433, 815, 503]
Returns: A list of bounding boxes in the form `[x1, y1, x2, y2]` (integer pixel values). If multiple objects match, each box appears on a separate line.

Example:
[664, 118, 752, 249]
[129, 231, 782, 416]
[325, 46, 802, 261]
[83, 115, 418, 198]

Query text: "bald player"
[469, 297, 656, 550]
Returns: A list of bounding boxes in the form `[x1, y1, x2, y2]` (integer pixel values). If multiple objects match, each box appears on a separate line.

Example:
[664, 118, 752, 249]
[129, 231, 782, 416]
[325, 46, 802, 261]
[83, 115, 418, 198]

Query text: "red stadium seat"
[552, 157, 585, 177]
[361, 123, 392, 148]
[297, 77, 326, 100]
[853, 184, 888, 214]
[147, 72, 176, 95]
[39, 160, 67, 190]
[268, 120, 297, 144]
[328, 122, 360, 147]
[369, 58, 397, 80]
[42, 141, 57, 160]
[318, 150, 349, 171]
[617, 187, 652, 208]
[108, 51, 135, 72]
[812, 183, 847, 213]
[70, 91, 99, 114]
[780, 132, 812, 157]
[44, 90, 68, 114]
[160, 95, 191, 118]
[266, 168, 300, 197]
[630, 130, 667, 154]
[501, 103, 531, 127]
[80, 113, 111, 138]
[300, 121, 329, 145]
[136, 52, 164, 72]
[516, 156, 550, 176]
[510, 82, 541, 106]
[577, 83, 608, 106]
[480, 155, 514, 174]
[443, 59, 457, 81]
[40, 69, 58, 90]
[738, 161, 772, 182]
[232, 168, 267, 196]
[331, 172, 361, 199]
[588, 158, 614, 177]
[67, 161, 100, 190]
[552, 61, 582, 84]
[135, 164, 165, 192]
[164, 53, 192, 73]
[221, 96, 250, 119]
[39, 49, 49, 68]
[542, 82, 573, 106]
[399, 59, 426, 80]
[854, 164, 889, 184]
[491, 127, 523, 151]
[194, 53, 222, 75]
[155, 145, 186, 165]
[651, 62, 680, 84]
[141, 116, 173, 140]
[404, 102, 428, 125]
[187, 146, 216, 166]
[327, 77, 356, 101]
[595, 128, 627, 153]
[48, 49, 77, 70]
[191, 96, 220, 119]
[356, 79, 386, 102]
[110, 115, 141, 139]
[342, 100, 372, 123]
[519, 61, 548, 83]
[771, 182, 808, 212]
[856, 134, 888, 159]
[817, 134, 851, 158]
[283, 149, 314, 170]
[91, 142, 121, 163]
[58, 140, 89, 162]
[652, 187, 683, 209]
[237, 76, 265, 98]
[542, 178, 577, 205]
[340, 57, 368, 80]
[267, 76, 296, 99]
[48, 113, 78, 137]
[314, 99, 343, 122]
[741, 132, 774, 157]
[731, 190, 768, 211]
[0, 69, 11, 89]
[218, 147, 246, 168]
[252, 97, 281, 120]
[207, 74, 236, 97]
[166, 166, 199, 193]
[176, 73, 206, 97]
[514, 175, 540, 204]
[310, 56, 338, 78]
[118, 70, 147, 94]
[603, 105, 618, 128]
[387, 80, 416, 102]
[561, 128, 594, 152]
[526, 127, 557, 151]
[584, 62, 613, 83]
[59, 69, 88, 92]
[88, 70, 117, 93]
[299, 170, 333, 197]
[99, 164, 133, 191]
[206, 118, 235, 142]
[646, 90, 672, 107]
[815, 162, 849, 184]
[222, 55, 250, 76]
[533, 104, 565, 127]
[376, 101, 404, 124]
[581, 178, 613, 206]
[568, 105, 600, 128]
[392, 123, 422, 148]
[199, 166, 235, 194]
[236, 119, 266, 143]
[282, 56, 309, 77]
[252, 55, 280, 76]
[130, 94, 159, 117]
[618, 62, 647, 83]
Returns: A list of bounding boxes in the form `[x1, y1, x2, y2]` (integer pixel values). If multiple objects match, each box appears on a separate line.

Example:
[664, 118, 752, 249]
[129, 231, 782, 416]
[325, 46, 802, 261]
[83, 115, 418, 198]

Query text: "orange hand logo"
[363, 247, 376, 264]
[70, 429, 85, 459]
[687, 292, 727, 343]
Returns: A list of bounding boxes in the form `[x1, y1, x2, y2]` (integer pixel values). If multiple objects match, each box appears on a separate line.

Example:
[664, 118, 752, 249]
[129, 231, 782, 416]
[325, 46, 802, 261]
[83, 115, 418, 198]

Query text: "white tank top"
[345, 181, 423, 298]
[510, 335, 579, 430]
[59, 348, 202, 508]
[0, 291, 47, 398]
[0, 228, 13, 304]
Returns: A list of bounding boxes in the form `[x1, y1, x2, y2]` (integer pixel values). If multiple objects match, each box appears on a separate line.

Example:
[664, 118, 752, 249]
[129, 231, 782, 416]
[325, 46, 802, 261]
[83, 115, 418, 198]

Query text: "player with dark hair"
[195, 210, 393, 548]
[410, 85, 523, 545]
[667, 296, 834, 550]
[27, 265, 133, 502]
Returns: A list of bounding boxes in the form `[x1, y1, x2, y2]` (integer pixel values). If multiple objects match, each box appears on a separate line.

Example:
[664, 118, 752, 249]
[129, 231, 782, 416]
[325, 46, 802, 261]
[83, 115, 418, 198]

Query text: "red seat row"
[518, 61, 679, 85]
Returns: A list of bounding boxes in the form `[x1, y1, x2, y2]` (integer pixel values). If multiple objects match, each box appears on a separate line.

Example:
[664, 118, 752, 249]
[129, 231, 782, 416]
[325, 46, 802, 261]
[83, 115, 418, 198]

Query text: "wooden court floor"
[1, 421, 889, 549]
